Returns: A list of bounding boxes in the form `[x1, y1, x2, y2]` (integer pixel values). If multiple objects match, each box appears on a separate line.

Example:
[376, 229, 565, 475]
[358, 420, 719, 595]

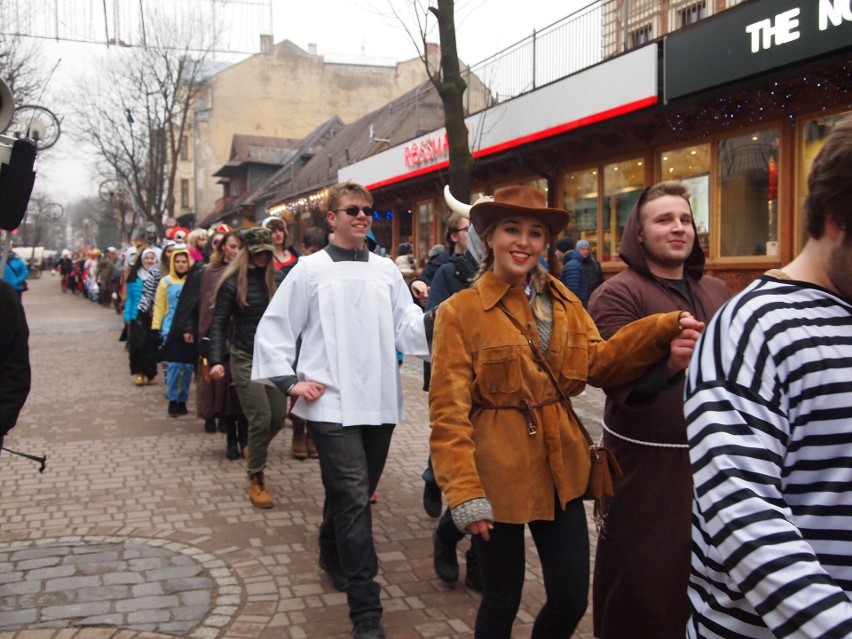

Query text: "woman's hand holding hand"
[466, 520, 493, 541]
[209, 364, 225, 380]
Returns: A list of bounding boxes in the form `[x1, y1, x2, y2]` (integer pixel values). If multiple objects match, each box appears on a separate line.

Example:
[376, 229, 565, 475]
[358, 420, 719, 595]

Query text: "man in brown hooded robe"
[588, 180, 731, 639]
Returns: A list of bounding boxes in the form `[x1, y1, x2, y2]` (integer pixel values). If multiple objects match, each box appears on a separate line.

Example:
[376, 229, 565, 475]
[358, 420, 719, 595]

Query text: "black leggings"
[471, 497, 589, 639]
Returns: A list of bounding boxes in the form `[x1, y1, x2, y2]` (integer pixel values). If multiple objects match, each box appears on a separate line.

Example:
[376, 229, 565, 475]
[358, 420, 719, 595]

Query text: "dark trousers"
[472, 497, 589, 639]
[128, 315, 159, 379]
[308, 421, 394, 624]
[435, 507, 465, 545]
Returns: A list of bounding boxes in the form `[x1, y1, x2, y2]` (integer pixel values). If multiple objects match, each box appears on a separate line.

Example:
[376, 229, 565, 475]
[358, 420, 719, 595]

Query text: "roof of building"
[212, 135, 303, 178]
[265, 79, 447, 207]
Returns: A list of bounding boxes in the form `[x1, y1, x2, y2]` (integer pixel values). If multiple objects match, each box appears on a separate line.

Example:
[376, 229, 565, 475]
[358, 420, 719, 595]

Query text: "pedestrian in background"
[3, 246, 28, 299]
[429, 184, 703, 639]
[420, 243, 448, 285]
[422, 198, 484, 592]
[553, 235, 574, 273]
[195, 231, 247, 459]
[209, 227, 283, 508]
[589, 180, 730, 639]
[152, 247, 195, 418]
[262, 215, 315, 460]
[186, 228, 208, 264]
[685, 117, 852, 639]
[124, 247, 161, 386]
[560, 239, 603, 308]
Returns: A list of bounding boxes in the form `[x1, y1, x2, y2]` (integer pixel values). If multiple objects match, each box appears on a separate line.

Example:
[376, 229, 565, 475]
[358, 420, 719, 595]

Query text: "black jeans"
[308, 421, 394, 624]
[472, 497, 589, 639]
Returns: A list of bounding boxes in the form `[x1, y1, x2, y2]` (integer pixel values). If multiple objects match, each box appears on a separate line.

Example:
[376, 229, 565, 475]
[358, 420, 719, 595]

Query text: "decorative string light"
[666, 64, 852, 138]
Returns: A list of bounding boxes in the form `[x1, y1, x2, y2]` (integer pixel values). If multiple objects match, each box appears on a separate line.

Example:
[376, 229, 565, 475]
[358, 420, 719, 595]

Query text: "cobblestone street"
[0, 276, 607, 639]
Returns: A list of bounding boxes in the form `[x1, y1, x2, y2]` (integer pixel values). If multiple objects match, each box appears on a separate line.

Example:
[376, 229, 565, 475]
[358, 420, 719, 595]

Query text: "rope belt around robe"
[601, 422, 688, 449]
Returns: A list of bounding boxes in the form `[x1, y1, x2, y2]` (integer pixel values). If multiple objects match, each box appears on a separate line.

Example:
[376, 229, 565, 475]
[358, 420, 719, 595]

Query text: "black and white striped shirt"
[685, 274, 852, 639]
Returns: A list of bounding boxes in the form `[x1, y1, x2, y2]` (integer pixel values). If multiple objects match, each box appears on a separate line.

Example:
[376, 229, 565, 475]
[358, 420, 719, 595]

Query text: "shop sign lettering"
[746, 1, 852, 53]
[403, 133, 449, 169]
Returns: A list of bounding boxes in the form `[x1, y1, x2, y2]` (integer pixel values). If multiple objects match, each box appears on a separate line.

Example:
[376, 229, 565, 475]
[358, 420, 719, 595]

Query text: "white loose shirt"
[252, 250, 429, 427]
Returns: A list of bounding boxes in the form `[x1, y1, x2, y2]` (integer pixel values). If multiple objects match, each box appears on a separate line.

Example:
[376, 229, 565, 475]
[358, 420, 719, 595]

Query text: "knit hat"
[243, 227, 274, 254]
[576, 239, 591, 249]
[555, 237, 574, 253]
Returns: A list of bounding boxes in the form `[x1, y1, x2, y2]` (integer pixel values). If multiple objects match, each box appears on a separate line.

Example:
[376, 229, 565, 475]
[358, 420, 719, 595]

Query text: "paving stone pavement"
[0, 276, 608, 639]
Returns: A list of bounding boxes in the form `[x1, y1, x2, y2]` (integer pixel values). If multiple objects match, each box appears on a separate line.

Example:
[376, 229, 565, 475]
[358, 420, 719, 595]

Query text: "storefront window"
[397, 207, 412, 255]
[416, 201, 434, 268]
[660, 143, 711, 256]
[800, 112, 851, 250]
[603, 157, 644, 261]
[563, 168, 598, 251]
[718, 129, 780, 257]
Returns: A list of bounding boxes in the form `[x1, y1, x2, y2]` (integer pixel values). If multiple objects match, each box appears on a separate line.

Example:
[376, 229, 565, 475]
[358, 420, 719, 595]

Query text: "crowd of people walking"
[35, 117, 852, 639]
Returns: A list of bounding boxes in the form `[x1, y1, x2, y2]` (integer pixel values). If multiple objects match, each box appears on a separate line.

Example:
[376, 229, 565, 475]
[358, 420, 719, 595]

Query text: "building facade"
[189, 39, 439, 222]
[337, 0, 851, 290]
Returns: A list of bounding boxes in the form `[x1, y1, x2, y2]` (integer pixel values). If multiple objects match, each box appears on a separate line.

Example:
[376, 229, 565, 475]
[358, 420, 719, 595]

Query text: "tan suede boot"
[249, 472, 273, 509]
[291, 419, 308, 460]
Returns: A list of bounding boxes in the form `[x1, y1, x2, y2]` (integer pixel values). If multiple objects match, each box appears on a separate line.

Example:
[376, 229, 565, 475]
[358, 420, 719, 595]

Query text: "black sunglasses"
[332, 206, 373, 217]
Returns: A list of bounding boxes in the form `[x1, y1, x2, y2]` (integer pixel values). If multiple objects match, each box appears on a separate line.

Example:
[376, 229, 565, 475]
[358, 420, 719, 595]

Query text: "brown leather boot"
[291, 419, 308, 460]
[249, 472, 273, 509]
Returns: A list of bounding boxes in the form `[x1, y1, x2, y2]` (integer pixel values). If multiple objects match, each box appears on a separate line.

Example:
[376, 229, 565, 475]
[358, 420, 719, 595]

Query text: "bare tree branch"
[71, 11, 219, 240]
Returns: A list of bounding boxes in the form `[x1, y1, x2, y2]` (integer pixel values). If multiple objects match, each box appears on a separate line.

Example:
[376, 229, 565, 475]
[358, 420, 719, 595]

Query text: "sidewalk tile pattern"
[0, 277, 608, 638]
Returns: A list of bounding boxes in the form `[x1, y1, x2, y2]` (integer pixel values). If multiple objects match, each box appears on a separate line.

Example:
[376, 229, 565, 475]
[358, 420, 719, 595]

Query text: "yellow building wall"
[192, 40, 434, 219]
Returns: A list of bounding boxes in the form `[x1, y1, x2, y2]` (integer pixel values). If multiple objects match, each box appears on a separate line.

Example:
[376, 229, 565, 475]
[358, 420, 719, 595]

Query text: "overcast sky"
[28, 0, 590, 206]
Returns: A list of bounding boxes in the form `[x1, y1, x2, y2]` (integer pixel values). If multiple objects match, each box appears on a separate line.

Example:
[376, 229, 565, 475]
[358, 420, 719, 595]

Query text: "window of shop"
[660, 143, 711, 255]
[397, 207, 413, 256]
[563, 167, 598, 251]
[718, 128, 780, 257]
[416, 201, 434, 268]
[799, 112, 851, 251]
[602, 157, 645, 262]
[371, 207, 393, 256]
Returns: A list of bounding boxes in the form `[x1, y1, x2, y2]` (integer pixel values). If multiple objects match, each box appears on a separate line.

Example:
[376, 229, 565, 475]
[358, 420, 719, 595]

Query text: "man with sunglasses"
[252, 181, 432, 639]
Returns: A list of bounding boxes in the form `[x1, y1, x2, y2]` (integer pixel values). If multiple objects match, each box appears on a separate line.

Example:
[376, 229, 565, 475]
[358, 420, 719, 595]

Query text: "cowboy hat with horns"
[444, 185, 569, 275]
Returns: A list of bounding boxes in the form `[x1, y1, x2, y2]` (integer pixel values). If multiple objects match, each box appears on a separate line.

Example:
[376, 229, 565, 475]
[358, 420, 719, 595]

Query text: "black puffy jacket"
[208, 267, 270, 366]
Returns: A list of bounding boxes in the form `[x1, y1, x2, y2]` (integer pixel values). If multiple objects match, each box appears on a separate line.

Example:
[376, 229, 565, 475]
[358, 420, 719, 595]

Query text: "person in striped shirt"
[685, 116, 852, 639]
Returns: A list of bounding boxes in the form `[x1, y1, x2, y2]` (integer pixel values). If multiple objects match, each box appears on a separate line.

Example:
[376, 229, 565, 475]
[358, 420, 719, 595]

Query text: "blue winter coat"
[3, 255, 28, 292]
[559, 250, 590, 307]
[124, 278, 143, 322]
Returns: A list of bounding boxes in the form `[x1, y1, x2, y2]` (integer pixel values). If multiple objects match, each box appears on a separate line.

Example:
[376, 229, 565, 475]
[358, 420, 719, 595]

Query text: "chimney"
[308, 43, 317, 56]
[260, 34, 272, 54]
[425, 42, 441, 76]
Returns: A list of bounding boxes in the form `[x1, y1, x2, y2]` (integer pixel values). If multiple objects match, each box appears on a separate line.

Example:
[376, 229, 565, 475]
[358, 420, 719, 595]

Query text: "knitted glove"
[451, 497, 493, 533]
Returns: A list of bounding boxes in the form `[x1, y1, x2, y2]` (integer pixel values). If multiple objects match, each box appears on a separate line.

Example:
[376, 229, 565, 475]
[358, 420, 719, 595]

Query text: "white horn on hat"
[443, 185, 471, 219]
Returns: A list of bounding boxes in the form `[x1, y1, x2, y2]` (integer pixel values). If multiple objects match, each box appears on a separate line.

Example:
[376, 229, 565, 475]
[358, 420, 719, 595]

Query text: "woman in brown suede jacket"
[428, 185, 703, 639]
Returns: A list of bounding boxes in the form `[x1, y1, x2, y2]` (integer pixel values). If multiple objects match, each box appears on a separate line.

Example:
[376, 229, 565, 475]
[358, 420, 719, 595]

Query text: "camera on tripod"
[0, 76, 37, 232]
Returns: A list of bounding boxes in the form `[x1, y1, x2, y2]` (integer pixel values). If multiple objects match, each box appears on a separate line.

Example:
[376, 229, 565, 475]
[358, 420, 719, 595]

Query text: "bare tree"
[390, 0, 473, 203]
[74, 12, 217, 236]
[0, 33, 43, 106]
